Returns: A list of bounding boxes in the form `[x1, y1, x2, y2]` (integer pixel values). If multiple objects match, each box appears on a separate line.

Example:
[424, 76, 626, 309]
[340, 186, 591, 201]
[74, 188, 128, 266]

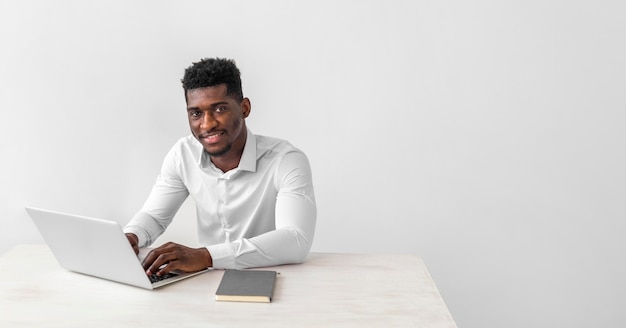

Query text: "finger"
[148, 252, 177, 276]
[142, 243, 174, 270]
[156, 260, 180, 276]
[142, 248, 159, 271]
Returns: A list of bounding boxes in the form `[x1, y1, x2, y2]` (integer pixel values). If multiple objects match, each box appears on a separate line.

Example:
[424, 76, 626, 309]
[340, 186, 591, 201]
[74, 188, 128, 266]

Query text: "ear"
[241, 98, 251, 118]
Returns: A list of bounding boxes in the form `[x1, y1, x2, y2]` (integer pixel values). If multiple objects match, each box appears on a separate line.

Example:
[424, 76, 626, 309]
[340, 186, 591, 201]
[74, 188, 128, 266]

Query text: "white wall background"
[1, 1, 625, 327]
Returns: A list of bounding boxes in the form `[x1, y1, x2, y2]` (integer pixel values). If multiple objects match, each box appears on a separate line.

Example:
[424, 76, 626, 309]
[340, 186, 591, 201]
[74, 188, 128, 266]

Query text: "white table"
[0, 244, 457, 327]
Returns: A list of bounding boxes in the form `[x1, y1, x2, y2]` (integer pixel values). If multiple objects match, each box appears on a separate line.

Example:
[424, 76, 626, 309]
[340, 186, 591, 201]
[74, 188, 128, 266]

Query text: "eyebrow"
[187, 101, 230, 111]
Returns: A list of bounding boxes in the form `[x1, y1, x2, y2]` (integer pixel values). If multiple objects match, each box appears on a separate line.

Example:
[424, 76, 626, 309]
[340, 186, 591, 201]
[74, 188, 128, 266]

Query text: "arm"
[208, 151, 317, 269]
[124, 145, 213, 275]
[123, 145, 189, 248]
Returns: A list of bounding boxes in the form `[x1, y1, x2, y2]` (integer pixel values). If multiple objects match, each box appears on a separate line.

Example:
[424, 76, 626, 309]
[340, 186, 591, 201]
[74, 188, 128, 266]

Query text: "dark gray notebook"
[215, 269, 277, 303]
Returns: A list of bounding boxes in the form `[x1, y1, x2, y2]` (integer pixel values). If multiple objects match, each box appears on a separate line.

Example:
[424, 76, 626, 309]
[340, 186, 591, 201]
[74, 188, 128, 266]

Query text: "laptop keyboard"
[149, 272, 179, 283]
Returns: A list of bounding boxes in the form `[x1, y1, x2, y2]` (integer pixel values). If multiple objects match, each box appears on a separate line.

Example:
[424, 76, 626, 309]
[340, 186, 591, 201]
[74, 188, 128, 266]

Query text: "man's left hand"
[142, 242, 213, 276]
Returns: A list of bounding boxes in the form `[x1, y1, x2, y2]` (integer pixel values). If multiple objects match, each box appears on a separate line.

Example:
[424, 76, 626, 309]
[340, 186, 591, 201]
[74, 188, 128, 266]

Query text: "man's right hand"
[126, 233, 139, 255]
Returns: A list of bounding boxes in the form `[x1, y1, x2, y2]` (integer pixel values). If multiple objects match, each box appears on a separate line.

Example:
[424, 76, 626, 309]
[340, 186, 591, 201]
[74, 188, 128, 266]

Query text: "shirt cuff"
[123, 226, 150, 248]
[206, 243, 235, 269]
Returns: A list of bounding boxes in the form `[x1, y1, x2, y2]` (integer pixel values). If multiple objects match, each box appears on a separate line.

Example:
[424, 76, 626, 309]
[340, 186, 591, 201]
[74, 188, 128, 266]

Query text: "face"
[186, 84, 251, 157]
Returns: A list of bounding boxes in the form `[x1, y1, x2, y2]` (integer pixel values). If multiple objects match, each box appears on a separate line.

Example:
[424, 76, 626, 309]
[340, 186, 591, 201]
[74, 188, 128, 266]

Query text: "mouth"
[199, 131, 225, 143]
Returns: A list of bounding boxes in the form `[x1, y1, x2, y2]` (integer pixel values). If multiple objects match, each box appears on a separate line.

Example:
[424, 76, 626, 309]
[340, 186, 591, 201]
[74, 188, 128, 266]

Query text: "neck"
[210, 152, 242, 173]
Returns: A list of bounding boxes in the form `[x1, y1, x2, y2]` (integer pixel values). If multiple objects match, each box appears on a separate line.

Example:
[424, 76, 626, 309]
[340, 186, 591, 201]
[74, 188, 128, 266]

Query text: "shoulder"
[169, 135, 200, 152]
[163, 135, 203, 163]
[255, 134, 304, 158]
[173, 135, 199, 147]
[253, 134, 312, 175]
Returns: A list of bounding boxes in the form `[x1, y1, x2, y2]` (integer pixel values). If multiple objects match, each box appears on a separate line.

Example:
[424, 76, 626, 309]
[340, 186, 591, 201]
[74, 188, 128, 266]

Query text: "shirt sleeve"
[123, 145, 189, 247]
[207, 150, 317, 269]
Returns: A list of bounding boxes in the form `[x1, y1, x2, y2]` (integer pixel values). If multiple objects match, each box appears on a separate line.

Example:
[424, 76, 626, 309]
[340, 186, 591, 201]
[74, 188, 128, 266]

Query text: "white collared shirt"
[123, 129, 316, 269]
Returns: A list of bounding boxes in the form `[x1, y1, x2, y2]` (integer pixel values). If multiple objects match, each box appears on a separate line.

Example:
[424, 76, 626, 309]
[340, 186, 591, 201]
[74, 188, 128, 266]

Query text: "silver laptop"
[25, 206, 208, 289]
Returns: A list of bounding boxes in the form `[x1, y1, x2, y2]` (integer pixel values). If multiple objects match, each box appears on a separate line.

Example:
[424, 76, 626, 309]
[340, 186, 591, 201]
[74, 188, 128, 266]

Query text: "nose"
[200, 112, 218, 131]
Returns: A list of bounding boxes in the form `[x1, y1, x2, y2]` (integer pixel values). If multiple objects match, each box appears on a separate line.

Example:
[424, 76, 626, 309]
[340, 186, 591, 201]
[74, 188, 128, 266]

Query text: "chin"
[205, 144, 232, 157]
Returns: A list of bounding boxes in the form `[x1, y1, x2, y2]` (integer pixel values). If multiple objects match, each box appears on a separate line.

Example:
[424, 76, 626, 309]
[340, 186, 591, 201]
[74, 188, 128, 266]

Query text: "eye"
[189, 110, 202, 118]
[215, 106, 227, 113]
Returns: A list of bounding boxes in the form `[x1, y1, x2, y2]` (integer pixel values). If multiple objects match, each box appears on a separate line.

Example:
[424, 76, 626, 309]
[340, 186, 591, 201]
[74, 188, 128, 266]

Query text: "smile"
[200, 131, 225, 142]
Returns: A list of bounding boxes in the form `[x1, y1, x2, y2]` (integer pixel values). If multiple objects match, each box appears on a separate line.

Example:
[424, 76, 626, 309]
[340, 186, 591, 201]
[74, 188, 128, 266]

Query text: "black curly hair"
[181, 58, 243, 101]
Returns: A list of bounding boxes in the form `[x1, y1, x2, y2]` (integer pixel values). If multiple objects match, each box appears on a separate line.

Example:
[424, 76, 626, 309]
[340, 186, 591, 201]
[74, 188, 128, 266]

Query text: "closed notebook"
[215, 269, 277, 303]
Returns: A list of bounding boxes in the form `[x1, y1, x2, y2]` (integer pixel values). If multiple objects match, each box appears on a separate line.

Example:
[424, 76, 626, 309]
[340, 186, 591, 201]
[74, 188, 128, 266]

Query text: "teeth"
[203, 132, 222, 138]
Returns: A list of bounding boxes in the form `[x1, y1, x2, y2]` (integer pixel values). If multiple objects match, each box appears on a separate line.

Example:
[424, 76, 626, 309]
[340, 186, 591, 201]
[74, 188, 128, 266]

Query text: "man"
[123, 58, 316, 276]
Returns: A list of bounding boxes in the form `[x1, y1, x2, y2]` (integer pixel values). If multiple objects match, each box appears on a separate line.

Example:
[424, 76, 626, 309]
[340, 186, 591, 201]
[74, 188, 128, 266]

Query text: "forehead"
[185, 84, 233, 107]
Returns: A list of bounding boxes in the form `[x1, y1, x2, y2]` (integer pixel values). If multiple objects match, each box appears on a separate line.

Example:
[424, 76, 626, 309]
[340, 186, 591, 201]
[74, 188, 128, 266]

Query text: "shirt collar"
[238, 128, 257, 172]
[198, 128, 257, 173]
